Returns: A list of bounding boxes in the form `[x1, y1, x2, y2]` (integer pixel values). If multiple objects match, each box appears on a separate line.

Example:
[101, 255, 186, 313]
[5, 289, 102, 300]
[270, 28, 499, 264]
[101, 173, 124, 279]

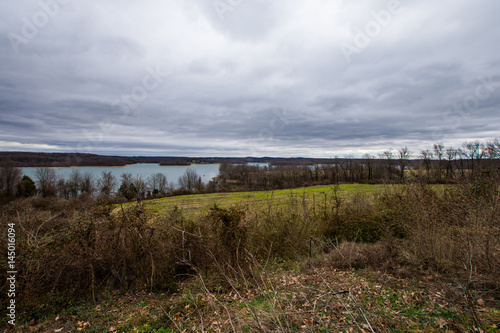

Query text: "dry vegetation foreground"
[9, 259, 500, 332]
[1, 183, 499, 332]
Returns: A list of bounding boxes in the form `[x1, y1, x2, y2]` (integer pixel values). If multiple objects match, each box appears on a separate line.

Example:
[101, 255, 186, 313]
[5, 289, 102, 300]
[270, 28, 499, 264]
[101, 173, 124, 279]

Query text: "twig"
[159, 305, 183, 332]
[195, 258, 238, 333]
[170, 225, 201, 238]
[348, 290, 376, 333]
[327, 290, 350, 296]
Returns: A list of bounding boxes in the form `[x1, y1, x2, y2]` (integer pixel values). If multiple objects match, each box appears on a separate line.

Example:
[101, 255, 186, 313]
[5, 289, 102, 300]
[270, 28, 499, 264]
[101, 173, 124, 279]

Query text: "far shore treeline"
[0, 152, 348, 168]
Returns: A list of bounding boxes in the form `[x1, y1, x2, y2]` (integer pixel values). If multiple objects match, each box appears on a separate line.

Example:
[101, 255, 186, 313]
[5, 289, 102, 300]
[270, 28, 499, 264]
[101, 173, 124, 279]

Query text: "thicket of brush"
[0, 178, 499, 322]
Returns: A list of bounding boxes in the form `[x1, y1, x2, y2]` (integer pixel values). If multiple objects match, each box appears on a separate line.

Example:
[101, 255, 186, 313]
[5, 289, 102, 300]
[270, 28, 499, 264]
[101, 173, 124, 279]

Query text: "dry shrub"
[383, 182, 500, 289]
[246, 188, 392, 260]
[318, 191, 398, 244]
[247, 206, 313, 259]
[318, 241, 395, 270]
[163, 205, 251, 289]
[0, 203, 178, 318]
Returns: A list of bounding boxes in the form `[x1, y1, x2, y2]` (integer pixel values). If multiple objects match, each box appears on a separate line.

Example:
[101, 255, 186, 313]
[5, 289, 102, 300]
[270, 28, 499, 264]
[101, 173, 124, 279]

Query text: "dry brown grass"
[316, 241, 396, 270]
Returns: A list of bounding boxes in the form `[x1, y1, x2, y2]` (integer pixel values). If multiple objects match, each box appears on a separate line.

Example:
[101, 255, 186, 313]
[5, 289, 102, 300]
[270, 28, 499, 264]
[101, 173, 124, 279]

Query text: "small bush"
[318, 241, 395, 270]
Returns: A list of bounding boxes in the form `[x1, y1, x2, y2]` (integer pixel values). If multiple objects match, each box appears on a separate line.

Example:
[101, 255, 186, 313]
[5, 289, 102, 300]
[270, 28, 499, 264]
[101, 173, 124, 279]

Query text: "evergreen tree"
[21, 175, 37, 197]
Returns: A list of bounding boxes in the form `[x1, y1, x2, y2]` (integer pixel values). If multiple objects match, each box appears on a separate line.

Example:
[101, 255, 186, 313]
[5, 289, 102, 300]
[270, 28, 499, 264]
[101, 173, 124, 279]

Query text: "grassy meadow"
[135, 184, 388, 216]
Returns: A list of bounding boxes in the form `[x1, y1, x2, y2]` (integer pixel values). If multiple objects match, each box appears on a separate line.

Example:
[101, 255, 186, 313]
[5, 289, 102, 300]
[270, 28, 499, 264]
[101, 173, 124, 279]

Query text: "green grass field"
[136, 184, 391, 217]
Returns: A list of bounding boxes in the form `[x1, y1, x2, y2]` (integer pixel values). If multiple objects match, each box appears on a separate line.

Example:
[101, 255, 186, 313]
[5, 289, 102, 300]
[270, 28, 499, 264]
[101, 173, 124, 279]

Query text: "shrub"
[381, 181, 500, 288]
[317, 241, 395, 270]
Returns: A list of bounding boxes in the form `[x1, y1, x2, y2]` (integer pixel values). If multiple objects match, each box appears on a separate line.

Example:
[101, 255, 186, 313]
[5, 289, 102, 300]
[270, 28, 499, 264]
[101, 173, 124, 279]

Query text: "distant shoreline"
[20, 163, 222, 169]
[20, 164, 137, 169]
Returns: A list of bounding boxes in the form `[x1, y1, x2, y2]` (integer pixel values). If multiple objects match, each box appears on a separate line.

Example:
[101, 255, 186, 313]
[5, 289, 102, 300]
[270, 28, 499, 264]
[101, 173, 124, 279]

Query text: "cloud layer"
[1, 0, 499, 157]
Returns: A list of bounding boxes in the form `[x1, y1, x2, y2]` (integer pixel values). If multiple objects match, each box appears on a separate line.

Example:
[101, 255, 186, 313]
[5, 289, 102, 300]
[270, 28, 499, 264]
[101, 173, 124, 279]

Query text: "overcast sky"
[1, 0, 499, 157]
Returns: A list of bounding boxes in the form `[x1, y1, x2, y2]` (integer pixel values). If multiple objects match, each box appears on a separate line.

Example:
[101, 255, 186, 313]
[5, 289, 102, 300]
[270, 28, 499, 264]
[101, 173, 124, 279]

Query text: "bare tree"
[380, 149, 395, 181]
[117, 173, 146, 201]
[79, 172, 95, 195]
[98, 171, 117, 198]
[457, 148, 467, 179]
[195, 175, 205, 193]
[462, 140, 485, 179]
[148, 173, 168, 196]
[132, 176, 147, 200]
[120, 173, 133, 186]
[218, 161, 230, 184]
[398, 146, 411, 182]
[421, 150, 433, 181]
[68, 169, 81, 198]
[0, 162, 22, 197]
[337, 156, 353, 182]
[486, 139, 499, 159]
[178, 168, 201, 191]
[445, 148, 457, 179]
[57, 178, 70, 199]
[433, 142, 444, 180]
[35, 168, 58, 197]
[362, 154, 375, 181]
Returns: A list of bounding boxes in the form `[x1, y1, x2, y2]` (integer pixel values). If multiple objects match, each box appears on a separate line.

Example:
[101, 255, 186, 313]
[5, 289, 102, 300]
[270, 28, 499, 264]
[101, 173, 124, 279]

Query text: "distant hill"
[0, 152, 424, 168]
[0, 152, 331, 167]
[0, 152, 133, 167]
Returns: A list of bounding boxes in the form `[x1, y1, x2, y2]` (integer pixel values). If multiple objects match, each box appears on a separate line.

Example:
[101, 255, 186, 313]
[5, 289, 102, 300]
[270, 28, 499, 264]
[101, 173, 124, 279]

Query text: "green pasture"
[135, 184, 393, 217]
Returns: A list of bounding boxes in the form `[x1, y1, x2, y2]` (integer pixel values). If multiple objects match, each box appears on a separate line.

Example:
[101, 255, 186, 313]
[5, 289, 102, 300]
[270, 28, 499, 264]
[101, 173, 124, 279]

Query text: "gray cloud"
[0, 0, 499, 157]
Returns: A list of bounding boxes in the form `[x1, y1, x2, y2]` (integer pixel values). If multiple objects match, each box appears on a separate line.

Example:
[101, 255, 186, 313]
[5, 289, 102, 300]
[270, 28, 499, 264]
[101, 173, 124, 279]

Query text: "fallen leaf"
[477, 299, 485, 307]
[435, 317, 448, 328]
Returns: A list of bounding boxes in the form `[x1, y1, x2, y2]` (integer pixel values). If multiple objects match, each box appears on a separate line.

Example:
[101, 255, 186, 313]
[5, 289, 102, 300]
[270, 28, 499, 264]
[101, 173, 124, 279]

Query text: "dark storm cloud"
[0, 0, 499, 157]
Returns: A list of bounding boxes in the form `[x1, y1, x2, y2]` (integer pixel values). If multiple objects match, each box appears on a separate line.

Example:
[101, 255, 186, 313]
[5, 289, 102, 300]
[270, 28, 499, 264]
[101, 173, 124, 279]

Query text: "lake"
[21, 163, 221, 187]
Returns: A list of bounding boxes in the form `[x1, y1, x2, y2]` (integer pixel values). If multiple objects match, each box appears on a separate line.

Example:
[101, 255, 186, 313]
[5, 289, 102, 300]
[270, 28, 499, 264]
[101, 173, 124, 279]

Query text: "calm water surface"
[21, 164, 221, 187]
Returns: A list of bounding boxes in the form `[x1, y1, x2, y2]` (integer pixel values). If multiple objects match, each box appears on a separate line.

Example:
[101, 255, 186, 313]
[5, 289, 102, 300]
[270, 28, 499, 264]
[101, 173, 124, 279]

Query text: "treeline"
[0, 166, 212, 202]
[0, 151, 379, 168]
[0, 152, 210, 167]
[0, 152, 131, 167]
[0, 152, 312, 168]
[219, 139, 500, 191]
[159, 158, 191, 166]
